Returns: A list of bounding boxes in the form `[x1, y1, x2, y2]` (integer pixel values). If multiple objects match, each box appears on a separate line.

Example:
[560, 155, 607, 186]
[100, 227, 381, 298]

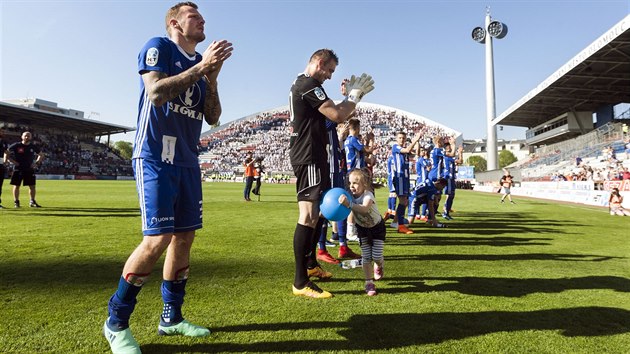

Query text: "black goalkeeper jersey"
[289, 74, 329, 166]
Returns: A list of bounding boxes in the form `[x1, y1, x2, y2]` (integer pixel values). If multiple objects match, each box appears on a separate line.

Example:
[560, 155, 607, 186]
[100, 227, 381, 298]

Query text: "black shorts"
[292, 163, 331, 202]
[10, 169, 36, 186]
[356, 219, 386, 245]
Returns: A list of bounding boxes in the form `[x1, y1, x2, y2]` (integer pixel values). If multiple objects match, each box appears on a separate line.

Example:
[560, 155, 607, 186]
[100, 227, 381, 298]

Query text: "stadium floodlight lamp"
[471, 26, 486, 43]
[470, 8, 508, 171]
[488, 20, 508, 39]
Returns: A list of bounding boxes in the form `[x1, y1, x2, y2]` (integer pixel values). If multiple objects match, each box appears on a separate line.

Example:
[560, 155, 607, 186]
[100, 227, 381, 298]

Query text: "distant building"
[3, 98, 88, 119]
[462, 138, 530, 165]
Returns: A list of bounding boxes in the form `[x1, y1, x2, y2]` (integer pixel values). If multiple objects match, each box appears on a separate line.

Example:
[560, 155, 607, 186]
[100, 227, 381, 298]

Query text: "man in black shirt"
[289, 48, 374, 298]
[0, 127, 8, 209]
[7, 131, 44, 208]
[252, 156, 264, 197]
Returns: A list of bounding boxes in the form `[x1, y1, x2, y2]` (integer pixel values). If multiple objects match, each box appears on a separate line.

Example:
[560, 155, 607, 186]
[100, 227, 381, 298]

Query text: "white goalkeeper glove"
[345, 73, 374, 104]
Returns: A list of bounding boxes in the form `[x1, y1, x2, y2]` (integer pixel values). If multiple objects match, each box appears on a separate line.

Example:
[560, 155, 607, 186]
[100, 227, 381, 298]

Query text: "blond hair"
[348, 168, 373, 192]
[165, 2, 198, 36]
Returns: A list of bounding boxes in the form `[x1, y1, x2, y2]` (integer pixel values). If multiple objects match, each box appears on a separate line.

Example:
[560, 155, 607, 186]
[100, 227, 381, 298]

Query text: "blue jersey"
[344, 135, 364, 171]
[428, 147, 445, 181]
[443, 155, 456, 179]
[325, 119, 345, 187]
[391, 143, 410, 179]
[415, 156, 430, 184]
[386, 153, 394, 192]
[415, 180, 440, 202]
[133, 37, 206, 168]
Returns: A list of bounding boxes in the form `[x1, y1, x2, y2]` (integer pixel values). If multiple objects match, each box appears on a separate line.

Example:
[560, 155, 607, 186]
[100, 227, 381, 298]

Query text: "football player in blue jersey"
[344, 118, 372, 171]
[344, 118, 373, 240]
[104, 3, 233, 353]
[428, 135, 456, 182]
[441, 143, 463, 220]
[409, 145, 431, 222]
[414, 178, 448, 228]
[316, 118, 361, 265]
[390, 131, 422, 234]
[427, 135, 455, 220]
[383, 148, 397, 220]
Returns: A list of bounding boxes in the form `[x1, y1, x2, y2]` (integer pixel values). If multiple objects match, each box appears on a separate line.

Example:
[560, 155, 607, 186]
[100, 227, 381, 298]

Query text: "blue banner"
[457, 165, 475, 180]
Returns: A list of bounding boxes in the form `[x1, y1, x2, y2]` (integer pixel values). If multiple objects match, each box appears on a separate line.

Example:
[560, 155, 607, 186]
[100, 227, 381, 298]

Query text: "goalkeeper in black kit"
[288, 48, 375, 298]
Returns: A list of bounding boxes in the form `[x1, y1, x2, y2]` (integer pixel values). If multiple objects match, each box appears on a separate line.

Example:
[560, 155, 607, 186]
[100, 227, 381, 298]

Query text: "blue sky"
[1, 0, 628, 143]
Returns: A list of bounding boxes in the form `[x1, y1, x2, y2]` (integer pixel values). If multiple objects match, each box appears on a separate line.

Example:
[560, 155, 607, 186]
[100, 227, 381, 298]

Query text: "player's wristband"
[346, 89, 364, 104]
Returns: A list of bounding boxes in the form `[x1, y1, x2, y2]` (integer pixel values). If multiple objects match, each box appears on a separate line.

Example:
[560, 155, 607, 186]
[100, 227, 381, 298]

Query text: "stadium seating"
[198, 103, 460, 179]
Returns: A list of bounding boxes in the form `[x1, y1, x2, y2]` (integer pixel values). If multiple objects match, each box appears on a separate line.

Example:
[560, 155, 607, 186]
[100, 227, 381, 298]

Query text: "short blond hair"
[165, 2, 198, 36]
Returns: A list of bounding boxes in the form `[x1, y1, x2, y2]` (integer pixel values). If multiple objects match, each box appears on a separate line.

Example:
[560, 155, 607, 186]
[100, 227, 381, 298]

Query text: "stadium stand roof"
[494, 14, 630, 129]
[0, 100, 134, 136]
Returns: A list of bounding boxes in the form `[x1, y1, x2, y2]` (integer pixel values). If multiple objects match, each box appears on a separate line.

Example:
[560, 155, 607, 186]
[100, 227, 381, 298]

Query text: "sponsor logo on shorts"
[151, 216, 175, 224]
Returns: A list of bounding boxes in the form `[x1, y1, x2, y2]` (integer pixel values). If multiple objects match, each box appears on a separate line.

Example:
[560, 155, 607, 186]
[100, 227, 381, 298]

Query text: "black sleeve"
[301, 78, 329, 110]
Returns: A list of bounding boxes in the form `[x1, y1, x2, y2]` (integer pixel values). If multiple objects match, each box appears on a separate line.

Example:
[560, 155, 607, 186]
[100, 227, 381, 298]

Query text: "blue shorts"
[387, 176, 395, 193]
[428, 170, 439, 182]
[133, 159, 203, 236]
[444, 178, 456, 196]
[331, 170, 345, 189]
[392, 176, 410, 196]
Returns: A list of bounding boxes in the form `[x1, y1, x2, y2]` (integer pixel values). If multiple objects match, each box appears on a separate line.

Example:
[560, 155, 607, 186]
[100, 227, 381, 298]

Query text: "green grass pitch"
[0, 180, 629, 353]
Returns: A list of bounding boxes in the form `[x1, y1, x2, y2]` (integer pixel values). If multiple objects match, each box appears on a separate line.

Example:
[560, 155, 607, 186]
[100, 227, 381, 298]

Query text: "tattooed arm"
[203, 78, 222, 126]
[142, 67, 206, 108]
[142, 39, 233, 109]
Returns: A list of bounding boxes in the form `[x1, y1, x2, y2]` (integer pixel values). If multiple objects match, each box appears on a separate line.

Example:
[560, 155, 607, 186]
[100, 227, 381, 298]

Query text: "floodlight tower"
[471, 7, 508, 171]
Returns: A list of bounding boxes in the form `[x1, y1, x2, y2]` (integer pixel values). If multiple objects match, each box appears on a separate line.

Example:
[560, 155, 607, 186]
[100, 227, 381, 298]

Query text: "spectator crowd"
[1, 125, 132, 178]
[199, 105, 457, 180]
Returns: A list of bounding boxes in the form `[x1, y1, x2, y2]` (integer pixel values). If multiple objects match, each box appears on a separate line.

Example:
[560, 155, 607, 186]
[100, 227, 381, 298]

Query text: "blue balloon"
[320, 188, 352, 221]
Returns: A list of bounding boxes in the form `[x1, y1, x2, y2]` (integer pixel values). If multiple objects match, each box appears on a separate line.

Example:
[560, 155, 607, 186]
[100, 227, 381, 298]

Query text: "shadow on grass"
[387, 236, 553, 247]
[1, 258, 279, 288]
[141, 307, 630, 352]
[372, 275, 630, 297]
[3, 207, 140, 218]
[239, 200, 296, 204]
[386, 253, 621, 262]
[385, 228, 568, 239]
[392, 211, 583, 236]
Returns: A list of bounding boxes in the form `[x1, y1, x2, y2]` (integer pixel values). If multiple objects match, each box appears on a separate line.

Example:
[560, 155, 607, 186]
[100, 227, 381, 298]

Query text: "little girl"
[339, 168, 385, 296]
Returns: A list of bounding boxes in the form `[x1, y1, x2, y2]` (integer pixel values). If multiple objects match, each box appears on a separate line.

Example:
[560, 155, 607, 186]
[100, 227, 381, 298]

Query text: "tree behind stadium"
[112, 141, 133, 160]
[499, 150, 518, 169]
[467, 155, 487, 172]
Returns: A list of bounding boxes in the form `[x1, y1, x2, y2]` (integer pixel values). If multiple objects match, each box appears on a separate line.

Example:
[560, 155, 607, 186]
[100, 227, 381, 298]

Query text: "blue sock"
[421, 203, 428, 217]
[388, 197, 396, 212]
[318, 220, 328, 250]
[407, 194, 415, 218]
[107, 277, 143, 330]
[445, 196, 454, 214]
[160, 279, 187, 326]
[338, 219, 347, 243]
[396, 203, 406, 225]
[412, 197, 420, 217]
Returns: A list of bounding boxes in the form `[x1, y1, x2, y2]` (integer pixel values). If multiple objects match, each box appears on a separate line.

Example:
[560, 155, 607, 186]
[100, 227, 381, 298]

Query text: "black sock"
[293, 223, 315, 288]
